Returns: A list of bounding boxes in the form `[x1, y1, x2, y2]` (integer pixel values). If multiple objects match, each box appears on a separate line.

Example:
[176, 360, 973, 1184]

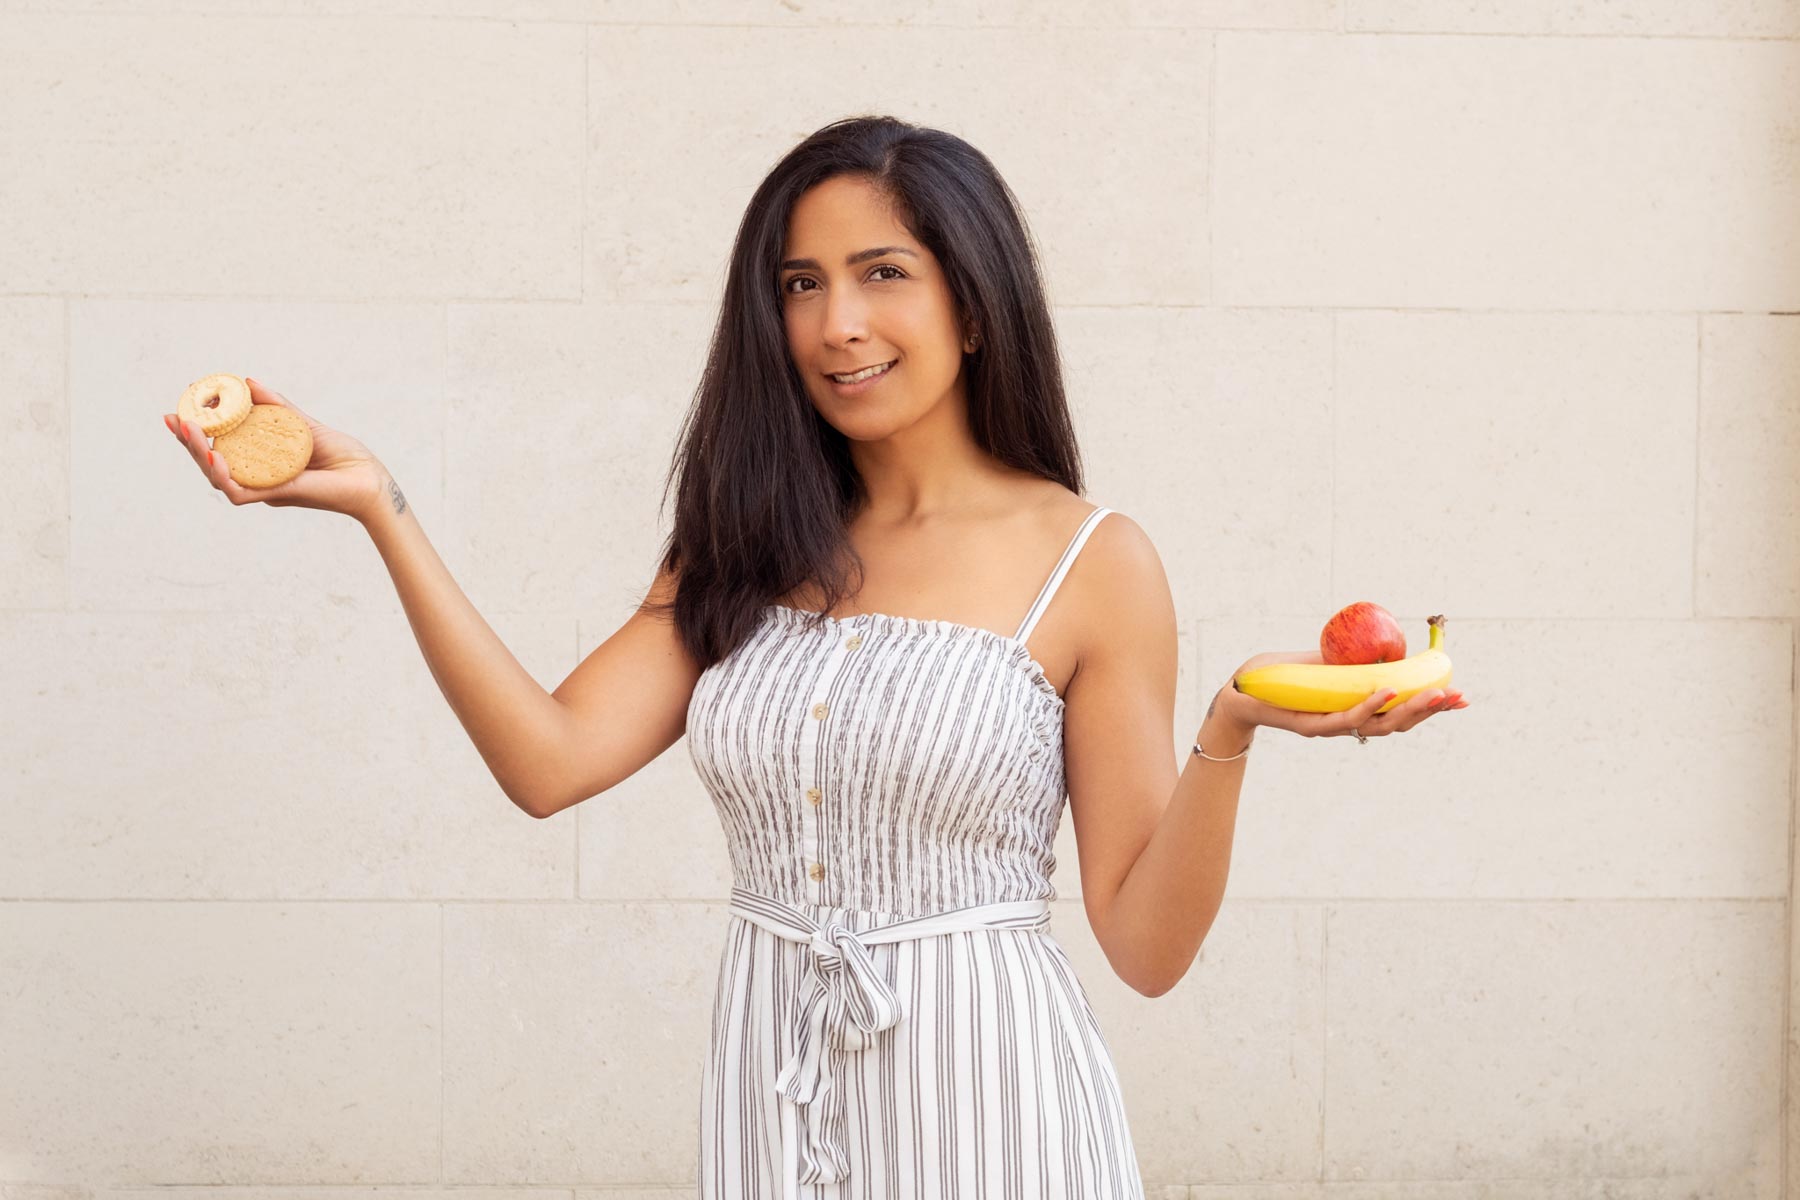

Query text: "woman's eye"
[782, 265, 905, 295]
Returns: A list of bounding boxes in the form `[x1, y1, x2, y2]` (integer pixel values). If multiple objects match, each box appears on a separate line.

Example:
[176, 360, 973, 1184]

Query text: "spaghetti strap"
[1010, 505, 1113, 644]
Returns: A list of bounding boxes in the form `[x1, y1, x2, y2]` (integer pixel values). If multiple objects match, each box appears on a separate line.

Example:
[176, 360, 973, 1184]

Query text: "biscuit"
[210, 403, 313, 489]
[176, 373, 252, 439]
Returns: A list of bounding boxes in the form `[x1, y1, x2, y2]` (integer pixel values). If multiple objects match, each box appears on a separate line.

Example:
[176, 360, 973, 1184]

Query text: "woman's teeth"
[830, 361, 894, 384]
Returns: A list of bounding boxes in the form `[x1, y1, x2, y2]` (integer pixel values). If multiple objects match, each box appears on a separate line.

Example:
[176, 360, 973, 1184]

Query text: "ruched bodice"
[685, 600, 1070, 917]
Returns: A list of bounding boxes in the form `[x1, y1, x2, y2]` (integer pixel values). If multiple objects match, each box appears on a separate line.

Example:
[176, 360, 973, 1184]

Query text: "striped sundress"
[685, 504, 1145, 1199]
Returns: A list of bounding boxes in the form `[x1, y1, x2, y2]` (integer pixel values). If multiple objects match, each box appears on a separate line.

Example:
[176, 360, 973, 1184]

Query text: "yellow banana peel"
[1233, 614, 1453, 715]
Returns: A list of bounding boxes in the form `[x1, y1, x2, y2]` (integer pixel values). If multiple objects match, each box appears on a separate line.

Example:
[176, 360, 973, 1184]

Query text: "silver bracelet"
[1192, 731, 1254, 762]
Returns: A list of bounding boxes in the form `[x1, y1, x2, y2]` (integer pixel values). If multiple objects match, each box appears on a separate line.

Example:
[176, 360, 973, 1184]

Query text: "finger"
[1294, 686, 1394, 739]
[1401, 689, 1450, 729]
[174, 417, 208, 467]
[206, 449, 275, 504]
[1403, 689, 1473, 727]
[204, 448, 237, 497]
[1343, 687, 1397, 735]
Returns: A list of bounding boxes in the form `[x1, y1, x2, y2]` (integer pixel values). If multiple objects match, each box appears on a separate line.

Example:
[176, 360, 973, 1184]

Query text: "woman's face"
[779, 175, 972, 437]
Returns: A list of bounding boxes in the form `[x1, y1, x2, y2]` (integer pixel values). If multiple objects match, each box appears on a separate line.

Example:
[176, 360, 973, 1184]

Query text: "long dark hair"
[647, 113, 1085, 670]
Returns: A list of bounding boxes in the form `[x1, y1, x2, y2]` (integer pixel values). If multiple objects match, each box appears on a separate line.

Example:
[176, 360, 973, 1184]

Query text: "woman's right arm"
[167, 379, 699, 819]
[360, 478, 701, 820]
[359, 475, 574, 817]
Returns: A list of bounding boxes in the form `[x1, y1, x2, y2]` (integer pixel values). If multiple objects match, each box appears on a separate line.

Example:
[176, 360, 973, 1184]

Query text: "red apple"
[1321, 601, 1408, 665]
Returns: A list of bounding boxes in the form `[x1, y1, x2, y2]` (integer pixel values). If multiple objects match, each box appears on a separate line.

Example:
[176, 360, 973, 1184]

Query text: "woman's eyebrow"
[779, 246, 919, 271]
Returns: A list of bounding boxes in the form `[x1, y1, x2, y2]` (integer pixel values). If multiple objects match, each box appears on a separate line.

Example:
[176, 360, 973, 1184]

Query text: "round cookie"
[177, 373, 252, 438]
[211, 404, 313, 488]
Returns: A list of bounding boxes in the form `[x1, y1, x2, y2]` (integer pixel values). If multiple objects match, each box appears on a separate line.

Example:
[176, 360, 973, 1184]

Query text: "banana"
[1233, 614, 1453, 715]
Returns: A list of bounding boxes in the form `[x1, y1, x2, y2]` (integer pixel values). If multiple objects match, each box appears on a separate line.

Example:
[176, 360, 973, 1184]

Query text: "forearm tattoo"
[386, 477, 408, 516]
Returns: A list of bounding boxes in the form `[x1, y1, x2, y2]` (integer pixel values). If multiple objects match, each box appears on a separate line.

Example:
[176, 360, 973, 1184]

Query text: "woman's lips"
[826, 359, 896, 396]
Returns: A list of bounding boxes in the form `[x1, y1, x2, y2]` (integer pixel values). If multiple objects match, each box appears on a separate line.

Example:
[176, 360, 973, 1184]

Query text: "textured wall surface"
[2, 0, 1796, 1196]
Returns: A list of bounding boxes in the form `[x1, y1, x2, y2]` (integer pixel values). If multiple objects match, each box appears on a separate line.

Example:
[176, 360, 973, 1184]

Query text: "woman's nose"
[820, 292, 870, 342]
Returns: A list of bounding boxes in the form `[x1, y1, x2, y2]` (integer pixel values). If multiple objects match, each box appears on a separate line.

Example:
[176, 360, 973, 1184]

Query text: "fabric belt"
[725, 885, 1053, 1193]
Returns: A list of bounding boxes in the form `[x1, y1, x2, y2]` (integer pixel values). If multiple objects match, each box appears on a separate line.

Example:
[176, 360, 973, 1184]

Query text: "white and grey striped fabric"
[686, 504, 1145, 1199]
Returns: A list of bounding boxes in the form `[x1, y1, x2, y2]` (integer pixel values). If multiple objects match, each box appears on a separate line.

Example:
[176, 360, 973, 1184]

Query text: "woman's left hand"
[1216, 651, 1468, 739]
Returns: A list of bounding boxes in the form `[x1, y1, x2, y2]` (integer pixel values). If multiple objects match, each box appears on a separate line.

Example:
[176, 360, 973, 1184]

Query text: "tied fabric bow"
[772, 919, 905, 1183]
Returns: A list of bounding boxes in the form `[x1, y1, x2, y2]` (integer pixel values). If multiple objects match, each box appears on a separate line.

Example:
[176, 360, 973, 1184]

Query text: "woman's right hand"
[164, 378, 390, 523]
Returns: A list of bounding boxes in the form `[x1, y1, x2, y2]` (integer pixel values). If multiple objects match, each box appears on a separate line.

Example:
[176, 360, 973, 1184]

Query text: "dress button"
[845, 634, 862, 650]
[812, 702, 828, 719]
[805, 786, 822, 805]
[808, 862, 826, 882]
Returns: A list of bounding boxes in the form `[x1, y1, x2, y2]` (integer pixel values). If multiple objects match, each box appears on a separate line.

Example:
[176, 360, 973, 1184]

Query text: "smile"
[827, 360, 896, 384]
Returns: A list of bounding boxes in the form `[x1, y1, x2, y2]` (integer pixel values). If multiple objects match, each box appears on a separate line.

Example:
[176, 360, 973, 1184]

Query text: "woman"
[165, 114, 1464, 1197]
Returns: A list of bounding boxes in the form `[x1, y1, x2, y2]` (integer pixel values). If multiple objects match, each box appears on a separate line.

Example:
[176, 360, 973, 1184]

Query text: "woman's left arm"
[1063, 519, 1463, 998]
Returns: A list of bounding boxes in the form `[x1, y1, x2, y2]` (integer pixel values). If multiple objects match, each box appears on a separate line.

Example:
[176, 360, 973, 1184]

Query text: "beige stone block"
[1214, 35, 1800, 311]
[1324, 902, 1784, 1190]
[588, 25, 1209, 308]
[97, 1188, 621, 1200]
[1050, 898, 1328, 1181]
[1350, 0, 1800, 38]
[572, 728, 735, 900]
[1323, 1179, 1768, 1199]
[78, 298, 445, 613]
[445, 301, 712, 614]
[1337, 311, 1695, 619]
[1697, 314, 1800, 618]
[1058, 305, 1336, 621]
[576, 0, 1329, 25]
[0, 902, 440, 1181]
[0, 298, 67, 609]
[28, 0, 1328, 29]
[571, 0, 1112, 22]
[1791, 618, 1800, 1200]
[1130, 0, 1339, 28]
[0, 14, 582, 300]
[1201, 614, 1789, 899]
[443, 901, 724, 1183]
[2, 610, 575, 898]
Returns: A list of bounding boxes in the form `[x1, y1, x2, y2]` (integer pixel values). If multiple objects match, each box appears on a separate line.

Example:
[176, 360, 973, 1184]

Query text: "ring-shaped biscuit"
[177, 373, 252, 439]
